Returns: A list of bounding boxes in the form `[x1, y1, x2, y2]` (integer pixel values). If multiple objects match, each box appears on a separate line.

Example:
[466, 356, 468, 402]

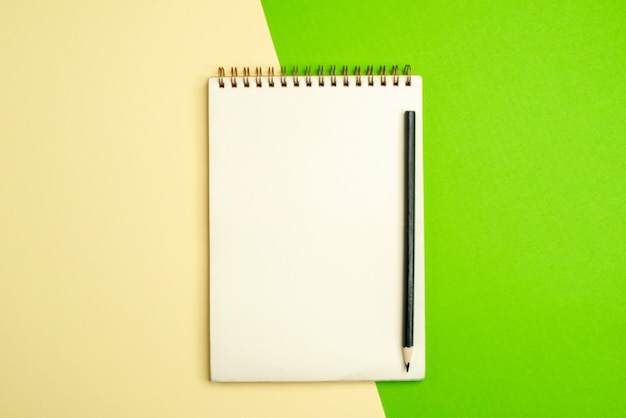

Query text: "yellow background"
[0, 0, 384, 416]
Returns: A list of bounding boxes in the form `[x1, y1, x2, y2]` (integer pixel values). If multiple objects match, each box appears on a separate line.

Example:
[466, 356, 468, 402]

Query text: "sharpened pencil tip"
[402, 347, 413, 372]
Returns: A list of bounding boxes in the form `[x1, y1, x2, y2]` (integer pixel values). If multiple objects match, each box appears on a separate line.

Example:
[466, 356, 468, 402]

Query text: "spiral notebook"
[209, 66, 424, 382]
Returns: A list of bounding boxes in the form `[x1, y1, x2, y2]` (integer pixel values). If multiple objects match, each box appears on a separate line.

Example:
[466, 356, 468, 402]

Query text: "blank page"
[209, 74, 424, 382]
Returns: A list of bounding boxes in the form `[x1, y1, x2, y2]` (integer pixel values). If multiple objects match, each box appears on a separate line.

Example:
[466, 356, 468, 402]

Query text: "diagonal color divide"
[261, 0, 626, 416]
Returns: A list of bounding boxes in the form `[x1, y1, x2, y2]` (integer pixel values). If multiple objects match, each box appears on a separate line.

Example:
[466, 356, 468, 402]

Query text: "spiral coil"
[217, 65, 412, 88]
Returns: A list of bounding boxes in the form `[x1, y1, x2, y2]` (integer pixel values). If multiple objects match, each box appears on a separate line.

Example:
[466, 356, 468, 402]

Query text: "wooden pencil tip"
[402, 347, 413, 372]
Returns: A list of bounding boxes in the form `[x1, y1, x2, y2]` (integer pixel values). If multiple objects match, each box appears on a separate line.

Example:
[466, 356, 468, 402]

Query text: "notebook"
[208, 66, 424, 382]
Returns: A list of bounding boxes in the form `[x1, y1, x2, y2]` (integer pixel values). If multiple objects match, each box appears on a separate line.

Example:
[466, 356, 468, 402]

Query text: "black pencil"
[403, 110, 415, 372]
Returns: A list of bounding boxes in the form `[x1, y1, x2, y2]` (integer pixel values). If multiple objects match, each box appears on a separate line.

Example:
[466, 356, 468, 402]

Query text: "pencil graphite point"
[402, 347, 413, 372]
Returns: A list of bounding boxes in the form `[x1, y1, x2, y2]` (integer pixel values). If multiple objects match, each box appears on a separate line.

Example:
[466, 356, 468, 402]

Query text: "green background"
[261, 0, 626, 416]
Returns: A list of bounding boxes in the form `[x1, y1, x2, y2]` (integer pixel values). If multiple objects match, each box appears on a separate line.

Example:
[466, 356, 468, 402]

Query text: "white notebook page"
[209, 74, 424, 382]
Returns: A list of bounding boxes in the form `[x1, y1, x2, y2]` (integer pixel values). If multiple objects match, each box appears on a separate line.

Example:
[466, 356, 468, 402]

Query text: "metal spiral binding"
[217, 65, 412, 88]
[230, 67, 237, 87]
[242, 67, 250, 87]
[255, 67, 262, 87]
[342, 66, 349, 86]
